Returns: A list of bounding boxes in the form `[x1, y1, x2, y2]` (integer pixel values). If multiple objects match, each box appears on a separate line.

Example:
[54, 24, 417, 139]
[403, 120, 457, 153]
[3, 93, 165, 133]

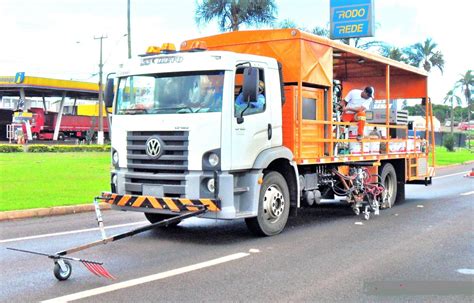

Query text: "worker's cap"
[364, 86, 374, 98]
[258, 80, 265, 92]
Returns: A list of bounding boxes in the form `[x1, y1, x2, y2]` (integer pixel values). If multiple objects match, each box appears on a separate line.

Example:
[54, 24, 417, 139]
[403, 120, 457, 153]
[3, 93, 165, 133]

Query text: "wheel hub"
[263, 185, 285, 222]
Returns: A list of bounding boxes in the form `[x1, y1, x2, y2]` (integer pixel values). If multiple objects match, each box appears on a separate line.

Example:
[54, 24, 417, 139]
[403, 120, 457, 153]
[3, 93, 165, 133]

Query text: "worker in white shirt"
[341, 86, 374, 141]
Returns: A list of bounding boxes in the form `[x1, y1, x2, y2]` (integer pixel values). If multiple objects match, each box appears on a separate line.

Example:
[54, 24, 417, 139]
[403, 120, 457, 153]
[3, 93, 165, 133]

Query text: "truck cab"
[108, 47, 292, 232]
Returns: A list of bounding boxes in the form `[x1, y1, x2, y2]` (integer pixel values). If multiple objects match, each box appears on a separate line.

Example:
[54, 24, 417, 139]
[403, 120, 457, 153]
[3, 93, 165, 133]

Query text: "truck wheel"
[144, 213, 181, 227]
[245, 171, 290, 236]
[380, 163, 397, 208]
[58, 133, 65, 141]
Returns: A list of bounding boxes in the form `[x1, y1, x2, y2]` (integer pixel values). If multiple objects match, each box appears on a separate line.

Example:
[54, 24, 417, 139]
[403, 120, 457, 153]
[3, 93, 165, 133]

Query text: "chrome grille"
[125, 131, 188, 197]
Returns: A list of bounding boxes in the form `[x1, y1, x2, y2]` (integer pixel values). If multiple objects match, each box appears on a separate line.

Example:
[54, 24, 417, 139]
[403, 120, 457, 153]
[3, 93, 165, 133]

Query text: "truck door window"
[234, 67, 266, 117]
[115, 71, 224, 115]
[302, 97, 317, 120]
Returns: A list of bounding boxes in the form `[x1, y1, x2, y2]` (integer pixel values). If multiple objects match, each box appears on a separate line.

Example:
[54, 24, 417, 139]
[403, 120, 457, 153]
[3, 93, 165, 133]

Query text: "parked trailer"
[23, 107, 109, 140]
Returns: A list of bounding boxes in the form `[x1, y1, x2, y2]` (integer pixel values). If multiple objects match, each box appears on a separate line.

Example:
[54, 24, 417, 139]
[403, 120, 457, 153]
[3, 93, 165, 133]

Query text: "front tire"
[245, 171, 290, 236]
[380, 163, 397, 208]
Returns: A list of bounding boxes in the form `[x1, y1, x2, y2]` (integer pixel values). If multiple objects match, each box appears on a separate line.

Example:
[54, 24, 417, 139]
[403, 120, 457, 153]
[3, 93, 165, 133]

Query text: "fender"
[252, 146, 293, 169]
[253, 146, 300, 208]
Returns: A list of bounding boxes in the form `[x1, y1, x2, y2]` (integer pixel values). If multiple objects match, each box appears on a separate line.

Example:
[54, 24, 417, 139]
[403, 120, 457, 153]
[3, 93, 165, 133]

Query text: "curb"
[0, 203, 111, 222]
[436, 160, 474, 169]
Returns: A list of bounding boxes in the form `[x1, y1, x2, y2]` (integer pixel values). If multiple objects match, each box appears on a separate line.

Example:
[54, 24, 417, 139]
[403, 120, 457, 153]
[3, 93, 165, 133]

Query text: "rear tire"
[245, 171, 290, 236]
[144, 213, 181, 227]
[380, 163, 397, 208]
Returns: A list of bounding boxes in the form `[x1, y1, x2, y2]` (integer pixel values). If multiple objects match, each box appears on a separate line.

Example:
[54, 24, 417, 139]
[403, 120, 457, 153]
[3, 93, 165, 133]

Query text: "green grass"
[0, 152, 110, 211]
[1, 148, 472, 212]
[432, 146, 474, 166]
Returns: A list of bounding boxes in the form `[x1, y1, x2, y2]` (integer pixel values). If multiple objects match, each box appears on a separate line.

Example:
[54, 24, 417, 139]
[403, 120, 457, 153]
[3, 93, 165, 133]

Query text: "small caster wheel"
[54, 260, 72, 281]
[363, 213, 370, 221]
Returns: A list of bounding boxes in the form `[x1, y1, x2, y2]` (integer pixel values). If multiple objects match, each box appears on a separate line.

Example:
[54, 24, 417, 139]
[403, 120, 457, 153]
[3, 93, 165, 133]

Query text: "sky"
[0, 0, 472, 104]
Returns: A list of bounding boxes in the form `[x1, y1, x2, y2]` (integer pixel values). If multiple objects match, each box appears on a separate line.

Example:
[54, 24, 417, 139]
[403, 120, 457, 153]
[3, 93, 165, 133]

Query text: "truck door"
[231, 66, 272, 170]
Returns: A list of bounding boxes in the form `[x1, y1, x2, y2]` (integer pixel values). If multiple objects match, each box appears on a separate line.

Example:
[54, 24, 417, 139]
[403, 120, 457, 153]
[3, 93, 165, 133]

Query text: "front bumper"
[100, 192, 221, 213]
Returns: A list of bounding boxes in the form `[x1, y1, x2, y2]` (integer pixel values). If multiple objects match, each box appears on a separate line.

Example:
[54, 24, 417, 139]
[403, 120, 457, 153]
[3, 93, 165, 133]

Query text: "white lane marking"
[433, 171, 469, 180]
[249, 248, 260, 253]
[42, 252, 250, 303]
[457, 268, 474, 275]
[460, 191, 474, 196]
[0, 221, 147, 244]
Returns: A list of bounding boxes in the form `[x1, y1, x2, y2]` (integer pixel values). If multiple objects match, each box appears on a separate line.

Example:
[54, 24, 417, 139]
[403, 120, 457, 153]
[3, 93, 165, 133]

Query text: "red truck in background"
[458, 121, 474, 131]
[21, 107, 109, 140]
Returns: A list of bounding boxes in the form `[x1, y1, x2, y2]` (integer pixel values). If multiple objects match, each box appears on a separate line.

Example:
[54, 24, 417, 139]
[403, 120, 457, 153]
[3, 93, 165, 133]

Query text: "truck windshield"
[115, 71, 224, 115]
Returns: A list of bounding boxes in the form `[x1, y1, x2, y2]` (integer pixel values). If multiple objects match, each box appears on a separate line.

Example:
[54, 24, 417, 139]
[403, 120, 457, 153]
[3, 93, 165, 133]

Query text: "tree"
[195, 0, 277, 32]
[455, 70, 473, 122]
[379, 45, 409, 64]
[278, 18, 299, 29]
[404, 38, 445, 73]
[311, 25, 329, 38]
[455, 70, 473, 148]
[443, 89, 462, 134]
[278, 20, 329, 37]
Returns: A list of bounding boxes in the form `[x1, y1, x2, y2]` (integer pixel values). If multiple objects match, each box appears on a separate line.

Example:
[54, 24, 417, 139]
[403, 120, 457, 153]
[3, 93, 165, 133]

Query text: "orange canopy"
[182, 29, 428, 99]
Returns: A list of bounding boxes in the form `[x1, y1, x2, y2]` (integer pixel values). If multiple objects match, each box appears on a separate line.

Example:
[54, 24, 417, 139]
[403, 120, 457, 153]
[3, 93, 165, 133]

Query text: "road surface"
[1, 164, 473, 302]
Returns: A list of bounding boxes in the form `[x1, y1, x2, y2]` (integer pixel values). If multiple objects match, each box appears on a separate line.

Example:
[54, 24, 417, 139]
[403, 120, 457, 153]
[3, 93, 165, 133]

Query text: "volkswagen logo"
[145, 137, 163, 159]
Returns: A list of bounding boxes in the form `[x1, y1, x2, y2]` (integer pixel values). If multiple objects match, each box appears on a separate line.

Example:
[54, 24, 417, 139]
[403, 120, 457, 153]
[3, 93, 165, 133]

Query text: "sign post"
[330, 0, 374, 40]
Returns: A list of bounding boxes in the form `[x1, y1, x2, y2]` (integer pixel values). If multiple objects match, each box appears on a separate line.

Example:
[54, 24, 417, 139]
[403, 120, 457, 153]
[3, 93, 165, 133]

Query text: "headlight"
[206, 178, 215, 193]
[208, 153, 219, 167]
[112, 150, 119, 165]
[112, 174, 118, 185]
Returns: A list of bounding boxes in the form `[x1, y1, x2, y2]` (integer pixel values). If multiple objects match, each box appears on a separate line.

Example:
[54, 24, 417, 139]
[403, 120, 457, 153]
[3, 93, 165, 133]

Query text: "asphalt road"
[1, 164, 473, 302]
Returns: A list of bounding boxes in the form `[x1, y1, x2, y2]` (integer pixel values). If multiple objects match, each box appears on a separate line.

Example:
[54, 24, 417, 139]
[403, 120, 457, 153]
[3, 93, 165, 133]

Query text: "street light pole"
[127, 0, 132, 59]
[94, 34, 108, 145]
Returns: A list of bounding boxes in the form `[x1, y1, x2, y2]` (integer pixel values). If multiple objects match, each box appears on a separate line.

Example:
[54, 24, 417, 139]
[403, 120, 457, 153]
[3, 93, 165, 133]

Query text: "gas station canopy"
[0, 75, 99, 99]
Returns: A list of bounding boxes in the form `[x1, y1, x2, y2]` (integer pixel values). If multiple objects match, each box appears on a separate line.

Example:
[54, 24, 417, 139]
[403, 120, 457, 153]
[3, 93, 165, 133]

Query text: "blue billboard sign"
[330, 0, 374, 39]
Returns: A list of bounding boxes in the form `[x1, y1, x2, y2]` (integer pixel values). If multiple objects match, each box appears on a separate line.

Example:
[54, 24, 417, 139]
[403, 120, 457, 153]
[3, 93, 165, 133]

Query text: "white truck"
[103, 29, 435, 236]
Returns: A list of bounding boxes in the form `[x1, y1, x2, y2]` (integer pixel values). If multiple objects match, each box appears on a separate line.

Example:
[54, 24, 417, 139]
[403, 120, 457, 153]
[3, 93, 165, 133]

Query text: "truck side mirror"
[237, 67, 259, 124]
[242, 67, 259, 105]
[104, 78, 115, 108]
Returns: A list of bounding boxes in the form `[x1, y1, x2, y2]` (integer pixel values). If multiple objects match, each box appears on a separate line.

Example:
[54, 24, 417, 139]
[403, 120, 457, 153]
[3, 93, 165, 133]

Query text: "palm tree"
[278, 20, 329, 38]
[404, 38, 445, 73]
[455, 70, 473, 147]
[195, 0, 277, 32]
[379, 45, 409, 64]
[278, 18, 299, 29]
[443, 89, 462, 134]
[311, 25, 329, 38]
[455, 70, 473, 120]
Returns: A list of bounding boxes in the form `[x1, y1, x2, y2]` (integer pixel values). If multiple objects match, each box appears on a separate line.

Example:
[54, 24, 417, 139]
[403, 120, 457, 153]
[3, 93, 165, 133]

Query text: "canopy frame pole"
[53, 92, 67, 141]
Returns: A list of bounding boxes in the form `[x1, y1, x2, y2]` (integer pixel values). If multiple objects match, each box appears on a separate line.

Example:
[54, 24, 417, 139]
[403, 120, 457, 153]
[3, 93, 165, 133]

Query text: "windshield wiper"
[151, 106, 195, 113]
[119, 108, 149, 114]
